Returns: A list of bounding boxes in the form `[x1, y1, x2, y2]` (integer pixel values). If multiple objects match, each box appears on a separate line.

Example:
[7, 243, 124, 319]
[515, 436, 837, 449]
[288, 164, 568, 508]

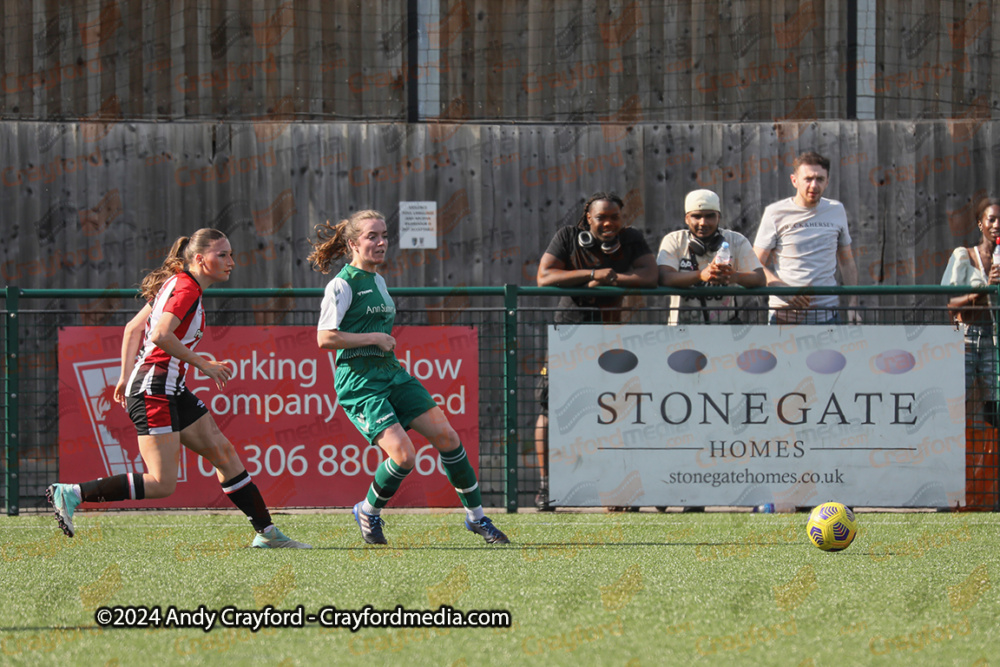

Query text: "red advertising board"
[58, 326, 479, 509]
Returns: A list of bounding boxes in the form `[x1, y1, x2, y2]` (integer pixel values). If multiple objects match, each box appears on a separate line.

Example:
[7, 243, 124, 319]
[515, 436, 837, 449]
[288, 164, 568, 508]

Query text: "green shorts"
[334, 355, 438, 444]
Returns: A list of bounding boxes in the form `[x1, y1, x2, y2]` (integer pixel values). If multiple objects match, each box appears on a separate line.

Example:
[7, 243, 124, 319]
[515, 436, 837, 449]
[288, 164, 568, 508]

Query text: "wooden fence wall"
[2, 119, 998, 312]
[1, 0, 997, 122]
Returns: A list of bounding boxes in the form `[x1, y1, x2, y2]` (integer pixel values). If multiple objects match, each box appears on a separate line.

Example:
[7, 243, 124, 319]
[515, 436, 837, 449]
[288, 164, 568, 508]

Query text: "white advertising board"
[547, 324, 966, 508]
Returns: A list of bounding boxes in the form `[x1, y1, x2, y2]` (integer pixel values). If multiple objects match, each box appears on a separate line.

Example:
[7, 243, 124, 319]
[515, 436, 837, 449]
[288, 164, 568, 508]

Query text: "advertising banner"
[547, 324, 966, 508]
[58, 325, 478, 508]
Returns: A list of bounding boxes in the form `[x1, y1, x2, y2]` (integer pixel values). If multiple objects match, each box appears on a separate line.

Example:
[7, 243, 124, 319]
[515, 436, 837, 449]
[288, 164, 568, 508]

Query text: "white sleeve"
[317, 277, 352, 331]
[656, 231, 683, 269]
[754, 206, 777, 251]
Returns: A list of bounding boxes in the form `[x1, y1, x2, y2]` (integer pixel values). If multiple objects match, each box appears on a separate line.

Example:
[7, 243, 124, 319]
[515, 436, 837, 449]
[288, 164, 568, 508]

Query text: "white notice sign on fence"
[399, 201, 438, 249]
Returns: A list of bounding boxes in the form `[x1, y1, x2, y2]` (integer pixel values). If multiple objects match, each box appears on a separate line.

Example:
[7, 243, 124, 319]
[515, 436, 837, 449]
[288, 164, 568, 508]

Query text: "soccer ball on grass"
[806, 502, 858, 551]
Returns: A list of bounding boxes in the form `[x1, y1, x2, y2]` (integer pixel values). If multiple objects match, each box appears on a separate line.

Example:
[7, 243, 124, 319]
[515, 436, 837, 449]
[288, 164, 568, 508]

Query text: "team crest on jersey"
[194, 328, 203, 340]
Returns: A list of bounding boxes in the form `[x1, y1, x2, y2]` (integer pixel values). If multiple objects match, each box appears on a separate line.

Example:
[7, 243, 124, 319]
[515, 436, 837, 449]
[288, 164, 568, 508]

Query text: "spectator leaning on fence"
[753, 151, 861, 325]
[942, 197, 1000, 428]
[310, 210, 509, 545]
[47, 229, 310, 548]
[657, 188, 764, 324]
[533, 191, 658, 511]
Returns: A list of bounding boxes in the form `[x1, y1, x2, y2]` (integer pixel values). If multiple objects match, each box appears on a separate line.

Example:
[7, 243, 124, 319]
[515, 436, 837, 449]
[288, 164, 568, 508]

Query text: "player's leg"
[408, 406, 510, 544]
[534, 413, 552, 511]
[47, 393, 179, 537]
[179, 394, 310, 549]
[534, 367, 552, 511]
[351, 423, 415, 545]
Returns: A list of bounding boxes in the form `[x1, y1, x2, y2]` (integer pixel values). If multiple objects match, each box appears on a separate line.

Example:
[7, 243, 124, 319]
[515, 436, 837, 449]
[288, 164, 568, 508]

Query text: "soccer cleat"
[352, 502, 387, 545]
[47, 484, 81, 538]
[535, 491, 553, 512]
[251, 525, 312, 549]
[465, 516, 510, 544]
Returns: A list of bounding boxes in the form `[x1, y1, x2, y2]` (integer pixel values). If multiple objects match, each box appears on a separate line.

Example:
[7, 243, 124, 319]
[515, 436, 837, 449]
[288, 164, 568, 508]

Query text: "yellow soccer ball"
[806, 502, 858, 552]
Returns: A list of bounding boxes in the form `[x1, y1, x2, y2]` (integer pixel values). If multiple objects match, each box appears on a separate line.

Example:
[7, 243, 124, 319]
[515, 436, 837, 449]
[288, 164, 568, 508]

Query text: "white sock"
[362, 501, 379, 516]
[467, 506, 485, 522]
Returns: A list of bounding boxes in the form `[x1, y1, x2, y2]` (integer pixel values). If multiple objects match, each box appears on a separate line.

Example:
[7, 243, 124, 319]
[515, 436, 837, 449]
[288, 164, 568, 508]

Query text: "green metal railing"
[3, 284, 998, 515]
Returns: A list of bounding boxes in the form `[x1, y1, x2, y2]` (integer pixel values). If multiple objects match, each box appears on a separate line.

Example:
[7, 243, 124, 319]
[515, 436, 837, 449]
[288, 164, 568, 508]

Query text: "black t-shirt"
[543, 225, 653, 323]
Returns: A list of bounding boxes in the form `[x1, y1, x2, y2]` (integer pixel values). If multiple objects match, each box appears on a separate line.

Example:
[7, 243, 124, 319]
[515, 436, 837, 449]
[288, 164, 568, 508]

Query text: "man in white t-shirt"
[753, 151, 860, 324]
[657, 189, 764, 324]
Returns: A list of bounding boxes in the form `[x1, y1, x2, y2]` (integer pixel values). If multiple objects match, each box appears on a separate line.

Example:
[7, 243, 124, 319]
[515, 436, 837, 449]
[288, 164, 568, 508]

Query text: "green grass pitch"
[1, 510, 997, 666]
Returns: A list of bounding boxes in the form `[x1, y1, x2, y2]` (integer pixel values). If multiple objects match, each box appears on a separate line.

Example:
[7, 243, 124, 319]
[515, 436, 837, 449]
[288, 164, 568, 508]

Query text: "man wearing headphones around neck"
[537, 191, 658, 324]
[533, 192, 657, 512]
[657, 188, 764, 324]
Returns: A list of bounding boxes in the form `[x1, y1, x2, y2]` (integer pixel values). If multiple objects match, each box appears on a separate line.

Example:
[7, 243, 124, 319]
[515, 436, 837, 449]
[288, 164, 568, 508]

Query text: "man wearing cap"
[657, 189, 764, 324]
[753, 151, 860, 324]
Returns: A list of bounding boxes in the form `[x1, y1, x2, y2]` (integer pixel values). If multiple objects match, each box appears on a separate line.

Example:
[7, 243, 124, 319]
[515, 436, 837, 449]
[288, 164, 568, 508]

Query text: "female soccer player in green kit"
[308, 210, 509, 545]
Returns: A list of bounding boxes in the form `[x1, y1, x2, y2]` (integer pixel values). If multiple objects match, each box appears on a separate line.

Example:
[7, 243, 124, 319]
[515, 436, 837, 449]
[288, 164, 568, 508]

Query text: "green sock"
[439, 443, 482, 509]
[366, 458, 412, 509]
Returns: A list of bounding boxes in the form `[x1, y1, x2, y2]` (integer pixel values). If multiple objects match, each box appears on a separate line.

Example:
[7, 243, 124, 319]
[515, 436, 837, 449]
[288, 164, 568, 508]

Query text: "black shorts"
[126, 388, 209, 436]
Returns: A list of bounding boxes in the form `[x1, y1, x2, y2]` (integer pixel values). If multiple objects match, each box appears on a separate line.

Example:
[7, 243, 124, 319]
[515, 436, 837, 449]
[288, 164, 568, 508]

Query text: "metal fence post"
[4, 286, 20, 516]
[503, 284, 519, 512]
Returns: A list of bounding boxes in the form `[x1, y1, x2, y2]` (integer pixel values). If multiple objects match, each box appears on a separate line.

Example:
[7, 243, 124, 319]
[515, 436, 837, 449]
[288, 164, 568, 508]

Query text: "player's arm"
[837, 244, 859, 305]
[753, 247, 782, 285]
[536, 252, 594, 287]
[149, 313, 232, 390]
[754, 246, 810, 309]
[317, 329, 395, 352]
[733, 266, 765, 288]
[113, 304, 152, 405]
[614, 253, 659, 288]
[659, 261, 720, 287]
[837, 244, 861, 322]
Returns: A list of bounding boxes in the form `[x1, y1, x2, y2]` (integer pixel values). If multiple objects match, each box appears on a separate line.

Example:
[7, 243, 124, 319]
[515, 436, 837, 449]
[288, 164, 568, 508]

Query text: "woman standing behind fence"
[309, 210, 509, 545]
[48, 229, 310, 548]
[942, 197, 1000, 427]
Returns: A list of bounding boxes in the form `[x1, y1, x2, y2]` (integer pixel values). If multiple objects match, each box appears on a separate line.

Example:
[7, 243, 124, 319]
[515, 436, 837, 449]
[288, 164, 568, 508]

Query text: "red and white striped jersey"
[127, 271, 205, 396]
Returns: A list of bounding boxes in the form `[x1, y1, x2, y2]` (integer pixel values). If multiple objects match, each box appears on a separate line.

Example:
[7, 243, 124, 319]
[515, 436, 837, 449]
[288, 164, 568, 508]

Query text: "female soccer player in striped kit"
[309, 210, 509, 545]
[48, 228, 309, 548]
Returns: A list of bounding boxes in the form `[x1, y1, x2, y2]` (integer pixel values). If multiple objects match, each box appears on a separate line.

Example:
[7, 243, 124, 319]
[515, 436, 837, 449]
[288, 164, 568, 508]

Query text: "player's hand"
[200, 359, 233, 390]
[374, 333, 397, 352]
[594, 268, 618, 286]
[700, 263, 732, 285]
[113, 378, 127, 407]
[786, 294, 812, 309]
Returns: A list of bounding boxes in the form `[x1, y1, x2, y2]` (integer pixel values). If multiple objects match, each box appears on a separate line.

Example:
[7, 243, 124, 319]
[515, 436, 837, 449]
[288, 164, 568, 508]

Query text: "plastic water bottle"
[992, 239, 1000, 266]
[715, 241, 731, 265]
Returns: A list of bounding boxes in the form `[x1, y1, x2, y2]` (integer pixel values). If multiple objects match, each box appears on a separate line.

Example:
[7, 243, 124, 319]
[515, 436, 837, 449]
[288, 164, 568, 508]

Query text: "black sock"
[221, 471, 272, 532]
[79, 473, 144, 503]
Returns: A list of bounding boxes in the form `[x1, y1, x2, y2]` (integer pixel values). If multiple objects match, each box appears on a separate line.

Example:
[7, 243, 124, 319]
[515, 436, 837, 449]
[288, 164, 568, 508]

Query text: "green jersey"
[317, 264, 396, 364]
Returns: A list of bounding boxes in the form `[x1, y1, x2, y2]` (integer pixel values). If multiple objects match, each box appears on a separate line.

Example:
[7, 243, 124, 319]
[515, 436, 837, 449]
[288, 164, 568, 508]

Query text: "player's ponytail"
[308, 210, 385, 273]
[138, 228, 227, 301]
[139, 236, 189, 301]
